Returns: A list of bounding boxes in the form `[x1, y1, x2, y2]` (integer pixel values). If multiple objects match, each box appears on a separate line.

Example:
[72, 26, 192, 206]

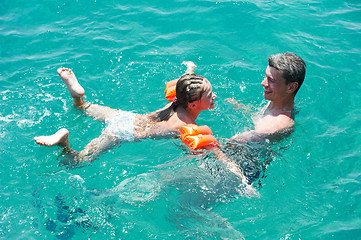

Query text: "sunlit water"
[1, 0, 360, 239]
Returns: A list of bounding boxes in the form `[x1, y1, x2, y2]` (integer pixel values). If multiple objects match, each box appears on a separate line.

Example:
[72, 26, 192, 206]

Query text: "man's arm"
[229, 130, 266, 143]
[209, 146, 246, 180]
[230, 113, 294, 143]
[207, 146, 259, 197]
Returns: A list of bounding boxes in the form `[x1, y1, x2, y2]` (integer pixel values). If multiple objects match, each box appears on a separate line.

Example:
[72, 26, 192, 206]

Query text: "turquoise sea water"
[1, 0, 361, 239]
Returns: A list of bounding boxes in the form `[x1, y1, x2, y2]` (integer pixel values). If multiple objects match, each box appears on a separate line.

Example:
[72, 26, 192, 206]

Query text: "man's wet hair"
[268, 52, 306, 95]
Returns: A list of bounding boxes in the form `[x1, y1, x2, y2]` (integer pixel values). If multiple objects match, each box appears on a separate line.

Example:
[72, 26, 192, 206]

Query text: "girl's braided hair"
[151, 74, 208, 122]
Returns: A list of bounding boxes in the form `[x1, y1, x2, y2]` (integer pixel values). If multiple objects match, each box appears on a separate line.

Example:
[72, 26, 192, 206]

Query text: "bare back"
[133, 108, 196, 139]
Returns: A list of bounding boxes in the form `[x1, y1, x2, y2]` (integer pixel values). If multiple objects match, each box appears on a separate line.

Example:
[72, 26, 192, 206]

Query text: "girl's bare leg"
[57, 68, 118, 122]
[34, 129, 118, 165]
[76, 131, 119, 162]
[83, 104, 118, 123]
[62, 131, 119, 165]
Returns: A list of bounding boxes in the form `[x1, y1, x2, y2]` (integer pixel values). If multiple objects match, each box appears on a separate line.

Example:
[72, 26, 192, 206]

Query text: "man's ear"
[288, 82, 298, 94]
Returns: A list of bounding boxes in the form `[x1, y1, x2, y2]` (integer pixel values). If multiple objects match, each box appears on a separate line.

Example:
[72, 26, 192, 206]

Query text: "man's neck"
[266, 97, 295, 115]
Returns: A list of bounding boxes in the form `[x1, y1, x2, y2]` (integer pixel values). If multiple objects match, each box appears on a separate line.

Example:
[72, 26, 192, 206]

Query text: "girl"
[34, 63, 216, 164]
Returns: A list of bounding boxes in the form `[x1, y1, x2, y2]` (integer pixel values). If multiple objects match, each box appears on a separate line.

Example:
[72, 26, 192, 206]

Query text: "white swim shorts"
[104, 110, 136, 142]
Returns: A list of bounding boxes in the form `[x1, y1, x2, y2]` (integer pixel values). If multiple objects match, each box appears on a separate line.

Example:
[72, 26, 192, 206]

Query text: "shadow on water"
[31, 174, 96, 240]
[44, 195, 89, 240]
[31, 135, 290, 239]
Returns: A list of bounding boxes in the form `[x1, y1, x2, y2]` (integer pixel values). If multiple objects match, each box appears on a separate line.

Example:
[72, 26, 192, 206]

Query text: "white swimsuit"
[104, 111, 136, 142]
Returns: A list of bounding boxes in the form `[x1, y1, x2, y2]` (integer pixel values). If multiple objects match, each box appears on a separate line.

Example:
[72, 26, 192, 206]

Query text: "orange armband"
[180, 125, 218, 150]
[165, 79, 177, 102]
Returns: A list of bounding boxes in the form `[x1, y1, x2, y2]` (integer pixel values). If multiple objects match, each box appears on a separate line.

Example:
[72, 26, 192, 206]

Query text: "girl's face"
[198, 80, 216, 110]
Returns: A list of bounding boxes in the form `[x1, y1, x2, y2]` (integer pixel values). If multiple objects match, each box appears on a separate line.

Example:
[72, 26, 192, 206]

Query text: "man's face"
[261, 66, 290, 102]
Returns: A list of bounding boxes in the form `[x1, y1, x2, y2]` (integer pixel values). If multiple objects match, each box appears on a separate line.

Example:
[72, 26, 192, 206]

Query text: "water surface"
[1, 0, 361, 239]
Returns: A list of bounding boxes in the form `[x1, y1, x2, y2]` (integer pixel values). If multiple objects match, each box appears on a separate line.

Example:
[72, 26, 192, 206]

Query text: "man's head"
[268, 52, 306, 96]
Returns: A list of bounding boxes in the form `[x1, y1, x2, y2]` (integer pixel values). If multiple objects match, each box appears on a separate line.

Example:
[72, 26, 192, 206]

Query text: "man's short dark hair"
[268, 52, 306, 95]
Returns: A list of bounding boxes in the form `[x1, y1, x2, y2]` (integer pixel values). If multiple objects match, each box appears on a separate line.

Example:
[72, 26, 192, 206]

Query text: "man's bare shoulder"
[254, 113, 294, 135]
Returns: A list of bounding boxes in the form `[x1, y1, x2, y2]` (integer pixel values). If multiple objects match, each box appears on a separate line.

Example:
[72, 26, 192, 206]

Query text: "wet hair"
[268, 52, 306, 95]
[151, 74, 209, 122]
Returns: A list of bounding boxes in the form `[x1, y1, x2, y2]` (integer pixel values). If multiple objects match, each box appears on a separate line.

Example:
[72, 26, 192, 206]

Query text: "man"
[230, 52, 306, 143]
[210, 52, 306, 186]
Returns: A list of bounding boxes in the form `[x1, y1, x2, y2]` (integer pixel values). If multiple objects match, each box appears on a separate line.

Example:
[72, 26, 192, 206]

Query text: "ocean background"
[1, 0, 361, 239]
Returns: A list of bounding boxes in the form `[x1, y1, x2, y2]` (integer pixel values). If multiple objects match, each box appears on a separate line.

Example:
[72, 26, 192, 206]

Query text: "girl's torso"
[133, 109, 195, 140]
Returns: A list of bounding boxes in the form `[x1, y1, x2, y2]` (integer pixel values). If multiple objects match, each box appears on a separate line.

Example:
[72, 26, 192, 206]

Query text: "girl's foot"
[57, 68, 85, 98]
[34, 128, 69, 147]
